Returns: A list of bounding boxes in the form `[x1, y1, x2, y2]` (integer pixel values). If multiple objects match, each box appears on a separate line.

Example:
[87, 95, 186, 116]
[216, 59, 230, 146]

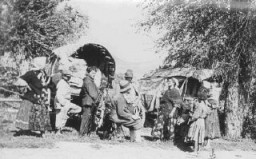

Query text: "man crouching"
[110, 80, 144, 142]
[55, 69, 82, 134]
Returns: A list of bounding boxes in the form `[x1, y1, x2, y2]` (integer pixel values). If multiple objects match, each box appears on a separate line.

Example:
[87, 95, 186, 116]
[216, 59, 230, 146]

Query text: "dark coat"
[80, 76, 99, 106]
[110, 93, 143, 130]
[20, 70, 43, 104]
[162, 88, 182, 105]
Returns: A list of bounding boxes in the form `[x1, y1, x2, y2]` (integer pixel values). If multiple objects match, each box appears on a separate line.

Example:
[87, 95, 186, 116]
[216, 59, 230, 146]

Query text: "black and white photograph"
[1, 0, 256, 158]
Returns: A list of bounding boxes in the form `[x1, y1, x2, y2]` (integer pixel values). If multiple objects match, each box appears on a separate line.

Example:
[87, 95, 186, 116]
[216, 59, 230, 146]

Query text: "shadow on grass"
[174, 139, 194, 152]
[143, 135, 159, 142]
[13, 130, 44, 137]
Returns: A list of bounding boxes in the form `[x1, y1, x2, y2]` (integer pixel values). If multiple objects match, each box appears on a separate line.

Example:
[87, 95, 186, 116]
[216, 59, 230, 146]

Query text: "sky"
[68, 0, 166, 78]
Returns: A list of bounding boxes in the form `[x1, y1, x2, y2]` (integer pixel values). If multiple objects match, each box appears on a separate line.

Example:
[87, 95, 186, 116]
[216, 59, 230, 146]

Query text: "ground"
[1, 128, 256, 159]
[1, 141, 256, 159]
[1, 104, 256, 159]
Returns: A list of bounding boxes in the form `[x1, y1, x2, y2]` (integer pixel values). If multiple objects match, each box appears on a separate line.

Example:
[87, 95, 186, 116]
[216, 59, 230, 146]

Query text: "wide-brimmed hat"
[124, 69, 133, 78]
[119, 80, 131, 93]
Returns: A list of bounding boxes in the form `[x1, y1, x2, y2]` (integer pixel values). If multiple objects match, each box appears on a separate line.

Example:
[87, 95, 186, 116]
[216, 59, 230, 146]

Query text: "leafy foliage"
[139, 0, 256, 138]
[139, 0, 256, 84]
[0, 66, 20, 97]
[0, 0, 88, 58]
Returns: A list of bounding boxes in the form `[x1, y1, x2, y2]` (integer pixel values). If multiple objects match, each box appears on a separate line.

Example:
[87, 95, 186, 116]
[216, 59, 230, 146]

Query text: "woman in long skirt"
[204, 82, 222, 149]
[186, 92, 208, 154]
[15, 58, 51, 136]
[204, 99, 221, 147]
[151, 78, 182, 140]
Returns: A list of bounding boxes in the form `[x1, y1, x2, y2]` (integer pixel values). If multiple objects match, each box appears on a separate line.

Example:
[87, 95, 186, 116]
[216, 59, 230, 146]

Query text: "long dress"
[204, 85, 222, 139]
[15, 70, 51, 131]
[204, 99, 221, 139]
[186, 101, 208, 144]
[151, 88, 182, 140]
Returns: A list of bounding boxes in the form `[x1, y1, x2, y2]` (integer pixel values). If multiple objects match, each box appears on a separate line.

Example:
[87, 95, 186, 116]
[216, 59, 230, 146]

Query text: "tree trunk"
[225, 81, 244, 139]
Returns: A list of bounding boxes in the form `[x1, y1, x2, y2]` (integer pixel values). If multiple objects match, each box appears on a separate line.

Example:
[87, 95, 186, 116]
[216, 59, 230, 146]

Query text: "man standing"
[124, 69, 139, 96]
[55, 69, 82, 134]
[79, 66, 99, 136]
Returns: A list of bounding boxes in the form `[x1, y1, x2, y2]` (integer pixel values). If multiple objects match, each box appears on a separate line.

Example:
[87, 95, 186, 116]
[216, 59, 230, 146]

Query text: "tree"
[0, 0, 88, 58]
[139, 0, 256, 139]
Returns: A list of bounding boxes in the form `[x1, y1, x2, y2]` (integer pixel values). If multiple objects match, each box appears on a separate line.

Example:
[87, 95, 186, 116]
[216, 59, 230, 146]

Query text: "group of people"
[151, 77, 221, 154]
[15, 58, 145, 141]
[14, 57, 221, 149]
[15, 60, 103, 137]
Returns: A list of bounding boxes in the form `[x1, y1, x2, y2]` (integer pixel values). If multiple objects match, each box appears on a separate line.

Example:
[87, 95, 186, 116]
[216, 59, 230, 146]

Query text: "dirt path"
[1, 141, 256, 159]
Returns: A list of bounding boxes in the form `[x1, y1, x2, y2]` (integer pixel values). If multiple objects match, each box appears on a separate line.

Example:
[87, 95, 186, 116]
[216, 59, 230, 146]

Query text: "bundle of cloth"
[57, 56, 87, 96]
[139, 79, 166, 112]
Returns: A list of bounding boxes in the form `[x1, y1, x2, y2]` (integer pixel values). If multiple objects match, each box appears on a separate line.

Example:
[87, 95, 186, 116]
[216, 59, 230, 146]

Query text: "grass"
[0, 135, 55, 148]
[1, 106, 256, 150]
[1, 127, 256, 151]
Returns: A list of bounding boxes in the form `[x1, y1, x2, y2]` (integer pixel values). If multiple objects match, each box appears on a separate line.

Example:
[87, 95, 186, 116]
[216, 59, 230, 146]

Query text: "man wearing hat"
[124, 69, 139, 96]
[110, 80, 144, 142]
[124, 69, 145, 122]
[55, 69, 81, 134]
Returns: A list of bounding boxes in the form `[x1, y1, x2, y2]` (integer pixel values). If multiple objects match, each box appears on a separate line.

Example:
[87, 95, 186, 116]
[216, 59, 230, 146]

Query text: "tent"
[141, 67, 213, 81]
[139, 67, 216, 111]
[140, 67, 214, 97]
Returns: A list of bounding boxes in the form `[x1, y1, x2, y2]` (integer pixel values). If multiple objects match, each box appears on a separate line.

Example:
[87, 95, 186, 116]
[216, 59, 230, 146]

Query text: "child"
[186, 93, 208, 154]
[204, 82, 222, 151]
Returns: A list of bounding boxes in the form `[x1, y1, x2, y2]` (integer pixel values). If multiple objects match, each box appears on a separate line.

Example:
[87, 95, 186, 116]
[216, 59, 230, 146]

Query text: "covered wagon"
[45, 43, 116, 94]
[43, 43, 116, 130]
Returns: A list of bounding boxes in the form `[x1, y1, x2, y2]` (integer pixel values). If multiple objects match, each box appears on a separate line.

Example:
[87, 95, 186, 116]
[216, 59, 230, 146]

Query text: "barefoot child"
[186, 93, 208, 154]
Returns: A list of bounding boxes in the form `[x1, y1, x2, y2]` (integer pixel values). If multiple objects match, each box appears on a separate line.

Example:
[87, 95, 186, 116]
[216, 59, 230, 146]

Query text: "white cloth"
[31, 57, 47, 70]
[209, 87, 222, 102]
[55, 79, 81, 129]
[94, 69, 102, 88]
[55, 102, 81, 129]
[55, 79, 72, 109]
